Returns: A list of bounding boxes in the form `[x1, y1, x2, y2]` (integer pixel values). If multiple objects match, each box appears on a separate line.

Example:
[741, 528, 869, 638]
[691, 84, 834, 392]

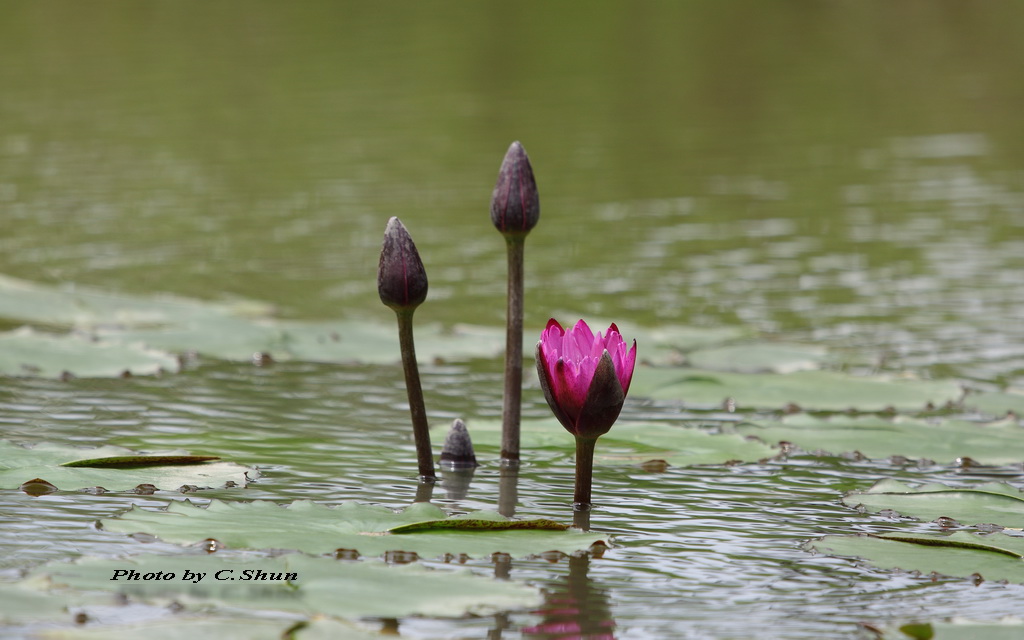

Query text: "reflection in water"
[572, 508, 591, 532]
[498, 463, 519, 518]
[439, 466, 475, 501]
[413, 478, 435, 504]
[521, 553, 616, 640]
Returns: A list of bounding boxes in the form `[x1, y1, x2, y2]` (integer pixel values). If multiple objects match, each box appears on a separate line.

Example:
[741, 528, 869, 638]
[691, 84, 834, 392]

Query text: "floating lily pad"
[843, 480, 1024, 528]
[875, 619, 1024, 640]
[630, 366, 962, 411]
[0, 273, 273, 330]
[31, 618, 297, 640]
[0, 327, 180, 378]
[966, 389, 1024, 417]
[735, 415, 1024, 465]
[439, 419, 777, 467]
[0, 441, 255, 491]
[807, 531, 1024, 583]
[102, 500, 607, 558]
[22, 552, 541, 621]
[685, 343, 829, 373]
[0, 274, 767, 373]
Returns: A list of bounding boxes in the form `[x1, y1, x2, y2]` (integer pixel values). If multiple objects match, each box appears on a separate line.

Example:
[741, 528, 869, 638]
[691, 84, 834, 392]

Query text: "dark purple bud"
[490, 141, 540, 237]
[377, 217, 428, 312]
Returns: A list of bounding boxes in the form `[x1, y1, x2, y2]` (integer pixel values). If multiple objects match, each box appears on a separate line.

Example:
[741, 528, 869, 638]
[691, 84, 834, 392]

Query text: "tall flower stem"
[395, 309, 435, 481]
[500, 236, 526, 465]
[573, 436, 598, 510]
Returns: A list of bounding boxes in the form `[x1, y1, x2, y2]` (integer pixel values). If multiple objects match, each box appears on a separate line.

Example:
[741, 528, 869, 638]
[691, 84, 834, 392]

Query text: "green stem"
[395, 310, 436, 481]
[500, 236, 525, 465]
[573, 436, 598, 509]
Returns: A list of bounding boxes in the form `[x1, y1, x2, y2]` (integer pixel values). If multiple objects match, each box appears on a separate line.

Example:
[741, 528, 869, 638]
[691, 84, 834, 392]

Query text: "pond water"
[3, 2, 1024, 638]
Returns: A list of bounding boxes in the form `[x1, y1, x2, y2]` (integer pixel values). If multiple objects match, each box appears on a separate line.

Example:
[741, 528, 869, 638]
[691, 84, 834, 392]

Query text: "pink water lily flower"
[536, 319, 637, 440]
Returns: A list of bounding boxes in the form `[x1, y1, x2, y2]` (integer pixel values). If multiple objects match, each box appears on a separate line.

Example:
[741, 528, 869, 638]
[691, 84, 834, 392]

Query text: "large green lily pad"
[0, 327, 180, 378]
[442, 418, 777, 466]
[685, 342, 830, 373]
[807, 531, 1024, 583]
[0, 441, 255, 491]
[102, 499, 607, 558]
[735, 415, 1024, 465]
[30, 618, 298, 640]
[843, 480, 1024, 528]
[630, 366, 963, 411]
[966, 389, 1024, 417]
[23, 552, 541, 620]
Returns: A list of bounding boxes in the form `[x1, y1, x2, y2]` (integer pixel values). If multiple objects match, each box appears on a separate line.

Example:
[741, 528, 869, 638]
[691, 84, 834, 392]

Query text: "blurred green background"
[4, 1, 1022, 365]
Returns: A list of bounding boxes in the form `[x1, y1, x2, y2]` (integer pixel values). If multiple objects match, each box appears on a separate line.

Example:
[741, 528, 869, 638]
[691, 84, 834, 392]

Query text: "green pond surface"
[3, 2, 1024, 638]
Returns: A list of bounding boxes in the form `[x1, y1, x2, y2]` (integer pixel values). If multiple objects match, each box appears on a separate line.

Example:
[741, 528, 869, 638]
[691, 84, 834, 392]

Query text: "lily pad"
[966, 389, 1024, 417]
[0, 327, 179, 378]
[439, 418, 777, 467]
[735, 415, 1024, 465]
[807, 531, 1024, 583]
[102, 500, 607, 558]
[31, 618, 297, 640]
[843, 480, 1024, 528]
[630, 367, 962, 411]
[0, 441, 255, 491]
[874, 619, 1024, 640]
[685, 343, 829, 373]
[23, 552, 542, 621]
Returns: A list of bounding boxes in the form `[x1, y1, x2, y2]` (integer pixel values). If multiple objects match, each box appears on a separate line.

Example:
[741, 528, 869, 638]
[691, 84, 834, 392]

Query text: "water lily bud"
[490, 141, 540, 237]
[377, 216, 428, 312]
[536, 319, 637, 440]
[439, 418, 478, 469]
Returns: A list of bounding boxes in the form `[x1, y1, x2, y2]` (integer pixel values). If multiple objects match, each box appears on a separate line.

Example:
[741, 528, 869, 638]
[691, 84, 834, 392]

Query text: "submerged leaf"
[844, 479, 1024, 528]
[102, 500, 606, 558]
[0, 441, 253, 491]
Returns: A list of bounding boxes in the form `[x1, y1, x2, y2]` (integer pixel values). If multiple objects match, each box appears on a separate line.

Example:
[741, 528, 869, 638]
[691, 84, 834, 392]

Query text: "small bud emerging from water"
[439, 418, 478, 469]
[377, 216, 428, 312]
[490, 141, 540, 237]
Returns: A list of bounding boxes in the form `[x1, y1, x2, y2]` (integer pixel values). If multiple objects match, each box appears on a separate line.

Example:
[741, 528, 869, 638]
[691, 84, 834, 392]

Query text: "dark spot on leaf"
[134, 484, 157, 495]
[82, 486, 106, 495]
[178, 485, 200, 493]
[934, 516, 959, 529]
[73, 612, 88, 625]
[970, 572, 984, 586]
[783, 403, 801, 414]
[252, 352, 274, 366]
[334, 548, 360, 561]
